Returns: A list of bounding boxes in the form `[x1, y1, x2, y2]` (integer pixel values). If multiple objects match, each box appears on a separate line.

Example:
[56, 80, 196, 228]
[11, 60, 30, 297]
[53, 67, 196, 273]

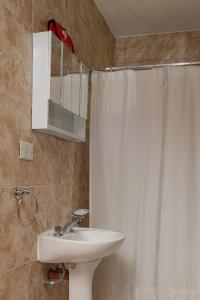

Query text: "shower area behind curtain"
[90, 67, 200, 300]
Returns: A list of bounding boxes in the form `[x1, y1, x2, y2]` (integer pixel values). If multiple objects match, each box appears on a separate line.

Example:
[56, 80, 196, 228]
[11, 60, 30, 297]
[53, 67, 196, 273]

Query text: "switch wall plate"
[19, 140, 34, 161]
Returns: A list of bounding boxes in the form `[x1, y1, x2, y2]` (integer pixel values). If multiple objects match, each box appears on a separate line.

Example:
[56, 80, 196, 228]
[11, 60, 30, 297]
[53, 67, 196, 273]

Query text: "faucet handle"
[72, 209, 89, 222]
[73, 209, 89, 217]
[53, 225, 62, 236]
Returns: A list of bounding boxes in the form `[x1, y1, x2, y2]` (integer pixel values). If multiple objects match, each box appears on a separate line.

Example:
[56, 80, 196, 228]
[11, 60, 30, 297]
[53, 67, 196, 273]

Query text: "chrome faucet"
[61, 217, 81, 234]
[54, 209, 89, 237]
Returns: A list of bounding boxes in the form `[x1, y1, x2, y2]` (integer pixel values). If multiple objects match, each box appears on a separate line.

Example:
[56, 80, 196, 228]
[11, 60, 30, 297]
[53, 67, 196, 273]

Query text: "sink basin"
[37, 227, 125, 263]
[37, 227, 125, 300]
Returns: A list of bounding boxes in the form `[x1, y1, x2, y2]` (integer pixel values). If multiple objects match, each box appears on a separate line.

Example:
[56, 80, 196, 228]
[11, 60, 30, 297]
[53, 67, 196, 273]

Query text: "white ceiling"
[94, 0, 200, 37]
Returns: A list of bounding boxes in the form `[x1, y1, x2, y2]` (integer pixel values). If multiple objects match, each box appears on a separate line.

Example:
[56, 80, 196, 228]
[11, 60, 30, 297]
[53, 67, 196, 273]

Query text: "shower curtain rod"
[91, 61, 200, 72]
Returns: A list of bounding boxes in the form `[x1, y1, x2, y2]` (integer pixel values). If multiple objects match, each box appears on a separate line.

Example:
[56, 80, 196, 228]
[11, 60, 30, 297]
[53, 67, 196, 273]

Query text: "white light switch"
[19, 140, 34, 161]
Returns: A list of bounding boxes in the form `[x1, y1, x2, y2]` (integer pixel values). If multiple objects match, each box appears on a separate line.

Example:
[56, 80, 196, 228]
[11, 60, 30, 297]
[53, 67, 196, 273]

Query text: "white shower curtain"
[90, 67, 200, 300]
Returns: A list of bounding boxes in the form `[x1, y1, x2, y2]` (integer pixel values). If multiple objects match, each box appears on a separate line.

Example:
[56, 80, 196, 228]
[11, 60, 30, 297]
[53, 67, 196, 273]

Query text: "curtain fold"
[158, 67, 200, 291]
[90, 67, 200, 300]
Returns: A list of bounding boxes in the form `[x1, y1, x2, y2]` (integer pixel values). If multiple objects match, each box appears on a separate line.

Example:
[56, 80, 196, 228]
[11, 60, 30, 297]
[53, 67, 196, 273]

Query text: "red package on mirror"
[48, 19, 75, 53]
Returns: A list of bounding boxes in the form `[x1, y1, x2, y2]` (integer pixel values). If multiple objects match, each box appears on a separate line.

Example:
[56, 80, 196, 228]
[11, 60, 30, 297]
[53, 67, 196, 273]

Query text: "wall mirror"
[32, 31, 89, 141]
[50, 33, 62, 104]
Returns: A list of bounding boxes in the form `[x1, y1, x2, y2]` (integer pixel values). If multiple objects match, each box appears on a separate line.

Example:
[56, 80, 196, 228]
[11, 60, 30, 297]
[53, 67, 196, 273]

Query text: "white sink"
[37, 227, 125, 263]
[37, 227, 125, 300]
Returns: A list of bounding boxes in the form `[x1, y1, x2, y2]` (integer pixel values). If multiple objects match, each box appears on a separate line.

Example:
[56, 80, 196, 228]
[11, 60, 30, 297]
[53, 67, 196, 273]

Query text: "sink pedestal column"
[68, 259, 101, 300]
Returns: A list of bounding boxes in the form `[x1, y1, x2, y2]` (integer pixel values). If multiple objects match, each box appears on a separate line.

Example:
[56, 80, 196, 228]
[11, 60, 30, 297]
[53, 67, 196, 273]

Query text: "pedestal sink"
[37, 227, 125, 300]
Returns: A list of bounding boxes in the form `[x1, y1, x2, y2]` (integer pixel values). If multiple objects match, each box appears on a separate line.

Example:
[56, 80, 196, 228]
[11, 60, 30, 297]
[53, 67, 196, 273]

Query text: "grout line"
[0, 184, 83, 189]
[64, 0, 66, 29]
[114, 28, 200, 39]
[0, 261, 29, 277]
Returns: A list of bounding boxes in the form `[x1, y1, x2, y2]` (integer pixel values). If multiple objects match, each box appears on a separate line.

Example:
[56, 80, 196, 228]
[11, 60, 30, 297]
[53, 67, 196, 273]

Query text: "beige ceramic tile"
[183, 31, 200, 60]
[101, 37, 115, 67]
[71, 36, 87, 65]
[29, 132, 62, 186]
[0, 188, 33, 274]
[81, 184, 89, 209]
[156, 32, 188, 63]
[114, 31, 200, 66]
[64, 0, 70, 32]
[60, 141, 82, 186]
[115, 35, 157, 66]
[156, 31, 200, 63]
[30, 187, 52, 233]
[29, 261, 68, 300]
[0, 263, 29, 300]
[86, 0, 114, 40]
[86, 37, 115, 68]
[81, 183, 89, 227]
[66, 0, 87, 63]
[0, 128, 33, 187]
[0, 2, 32, 132]
[47, 185, 65, 228]
[65, 0, 115, 67]
[80, 140, 89, 187]
[0, 0, 32, 33]
[61, 184, 82, 223]
[32, 0, 65, 32]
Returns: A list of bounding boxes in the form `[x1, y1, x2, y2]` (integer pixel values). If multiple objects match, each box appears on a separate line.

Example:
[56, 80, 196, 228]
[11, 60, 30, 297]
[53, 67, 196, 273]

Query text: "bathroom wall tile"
[0, 263, 29, 300]
[0, 26, 32, 92]
[86, 37, 115, 68]
[156, 32, 189, 63]
[29, 187, 52, 234]
[0, 0, 32, 33]
[81, 184, 89, 209]
[71, 36, 87, 66]
[48, 185, 65, 227]
[32, 0, 65, 32]
[81, 183, 89, 227]
[29, 261, 68, 300]
[184, 31, 200, 59]
[30, 132, 62, 186]
[100, 38, 115, 67]
[0, 188, 32, 274]
[0, 128, 33, 187]
[0, 67, 32, 132]
[85, 0, 115, 68]
[60, 141, 82, 186]
[81, 139, 89, 187]
[86, 0, 113, 40]
[86, 37, 101, 68]
[114, 35, 157, 66]
[0, 129, 62, 188]
[102, 37, 115, 67]
[0, 2, 32, 132]
[0, 127, 19, 187]
[66, 0, 88, 63]
[61, 184, 82, 223]
[156, 31, 200, 63]
[114, 31, 200, 66]
[64, 0, 115, 67]
[64, 0, 71, 32]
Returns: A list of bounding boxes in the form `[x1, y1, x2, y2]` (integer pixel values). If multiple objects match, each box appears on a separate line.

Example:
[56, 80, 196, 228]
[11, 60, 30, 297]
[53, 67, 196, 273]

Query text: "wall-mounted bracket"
[13, 187, 38, 228]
